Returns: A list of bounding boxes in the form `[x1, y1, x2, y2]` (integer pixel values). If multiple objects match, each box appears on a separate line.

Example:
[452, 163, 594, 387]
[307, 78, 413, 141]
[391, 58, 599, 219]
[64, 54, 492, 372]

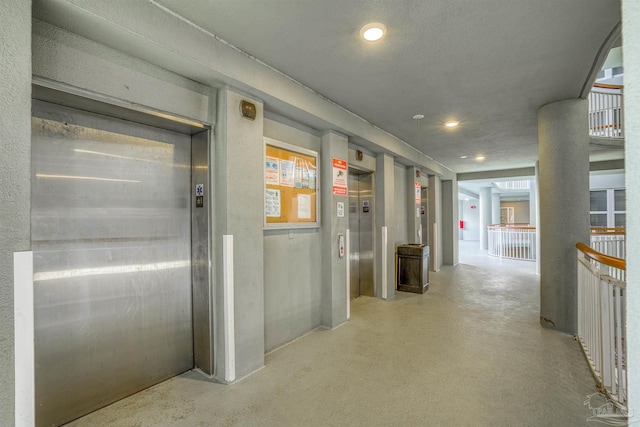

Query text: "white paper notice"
[265, 156, 280, 185]
[298, 193, 311, 219]
[280, 160, 295, 187]
[265, 189, 281, 217]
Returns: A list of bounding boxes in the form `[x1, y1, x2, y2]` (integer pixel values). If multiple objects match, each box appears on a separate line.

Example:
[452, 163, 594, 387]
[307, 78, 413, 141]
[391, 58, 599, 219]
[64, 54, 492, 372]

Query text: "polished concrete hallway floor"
[67, 242, 596, 426]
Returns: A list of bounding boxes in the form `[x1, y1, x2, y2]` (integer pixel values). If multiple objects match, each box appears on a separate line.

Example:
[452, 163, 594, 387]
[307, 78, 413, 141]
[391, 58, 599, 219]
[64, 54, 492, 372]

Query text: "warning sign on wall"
[332, 158, 347, 195]
[415, 181, 421, 204]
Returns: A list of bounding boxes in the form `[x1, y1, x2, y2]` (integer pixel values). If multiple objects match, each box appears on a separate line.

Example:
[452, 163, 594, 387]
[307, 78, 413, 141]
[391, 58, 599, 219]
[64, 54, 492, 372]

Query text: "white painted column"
[222, 235, 235, 383]
[479, 187, 492, 250]
[14, 252, 34, 427]
[492, 193, 501, 225]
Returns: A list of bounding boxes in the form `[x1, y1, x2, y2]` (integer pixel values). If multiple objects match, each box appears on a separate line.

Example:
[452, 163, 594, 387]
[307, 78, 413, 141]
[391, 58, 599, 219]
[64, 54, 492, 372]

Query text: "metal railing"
[487, 224, 536, 261]
[591, 228, 625, 274]
[589, 84, 623, 139]
[576, 242, 627, 410]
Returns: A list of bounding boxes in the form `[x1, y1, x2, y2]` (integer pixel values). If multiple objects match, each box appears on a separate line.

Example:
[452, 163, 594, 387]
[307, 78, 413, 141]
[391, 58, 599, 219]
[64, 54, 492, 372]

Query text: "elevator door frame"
[31, 82, 213, 426]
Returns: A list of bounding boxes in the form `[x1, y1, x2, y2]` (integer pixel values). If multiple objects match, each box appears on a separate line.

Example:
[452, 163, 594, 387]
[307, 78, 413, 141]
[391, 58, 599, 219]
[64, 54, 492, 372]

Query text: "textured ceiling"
[148, 1, 620, 172]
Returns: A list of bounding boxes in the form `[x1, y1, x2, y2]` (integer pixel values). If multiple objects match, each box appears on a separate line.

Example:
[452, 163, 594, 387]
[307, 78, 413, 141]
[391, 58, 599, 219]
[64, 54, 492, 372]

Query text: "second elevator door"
[349, 171, 374, 299]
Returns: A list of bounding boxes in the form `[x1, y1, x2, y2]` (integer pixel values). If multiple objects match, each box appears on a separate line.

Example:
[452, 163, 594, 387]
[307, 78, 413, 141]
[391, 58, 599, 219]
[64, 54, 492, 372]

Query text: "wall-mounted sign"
[332, 158, 347, 195]
[415, 181, 421, 204]
[470, 205, 477, 209]
[337, 202, 345, 218]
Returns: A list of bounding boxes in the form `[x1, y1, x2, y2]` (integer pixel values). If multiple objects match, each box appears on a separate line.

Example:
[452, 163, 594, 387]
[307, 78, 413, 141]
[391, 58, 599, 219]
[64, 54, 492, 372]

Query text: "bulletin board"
[264, 137, 319, 228]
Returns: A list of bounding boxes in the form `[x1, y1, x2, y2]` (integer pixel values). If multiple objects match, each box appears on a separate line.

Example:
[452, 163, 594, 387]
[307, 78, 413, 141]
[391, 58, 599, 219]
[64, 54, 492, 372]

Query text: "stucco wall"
[394, 164, 409, 247]
[0, 1, 31, 423]
[263, 118, 322, 352]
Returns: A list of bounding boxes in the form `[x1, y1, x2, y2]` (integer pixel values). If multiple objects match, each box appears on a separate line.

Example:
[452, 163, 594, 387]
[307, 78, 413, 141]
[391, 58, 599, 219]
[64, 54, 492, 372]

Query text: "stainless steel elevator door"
[421, 188, 429, 245]
[31, 100, 194, 426]
[348, 171, 374, 299]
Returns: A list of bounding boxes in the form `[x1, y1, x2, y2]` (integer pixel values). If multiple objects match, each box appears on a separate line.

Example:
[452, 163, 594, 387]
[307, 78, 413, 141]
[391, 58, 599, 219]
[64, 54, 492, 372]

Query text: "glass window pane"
[615, 189, 625, 211]
[590, 191, 607, 211]
[615, 213, 626, 227]
[590, 213, 608, 228]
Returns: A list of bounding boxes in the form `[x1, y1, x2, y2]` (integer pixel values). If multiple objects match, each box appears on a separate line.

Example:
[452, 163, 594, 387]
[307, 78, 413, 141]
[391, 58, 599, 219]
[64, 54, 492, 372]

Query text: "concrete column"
[406, 167, 421, 243]
[428, 175, 442, 271]
[538, 99, 589, 334]
[479, 187, 492, 250]
[0, 2, 31, 424]
[320, 131, 349, 326]
[442, 179, 459, 266]
[534, 164, 541, 275]
[215, 87, 265, 380]
[492, 193, 501, 225]
[375, 153, 396, 298]
[623, 0, 640, 417]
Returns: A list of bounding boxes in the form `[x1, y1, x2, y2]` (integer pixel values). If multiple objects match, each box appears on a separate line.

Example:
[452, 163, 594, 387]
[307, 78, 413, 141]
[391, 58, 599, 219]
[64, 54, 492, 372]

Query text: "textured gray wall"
[394, 165, 409, 248]
[406, 167, 420, 244]
[623, 0, 639, 417]
[0, 1, 31, 423]
[428, 175, 443, 271]
[538, 99, 589, 334]
[375, 154, 395, 298]
[441, 179, 458, 266]
[263, 118, 322, 351]
[32, 20, 212, 123]
[215, 87, 265, 379]
[320, 131, 349, 327]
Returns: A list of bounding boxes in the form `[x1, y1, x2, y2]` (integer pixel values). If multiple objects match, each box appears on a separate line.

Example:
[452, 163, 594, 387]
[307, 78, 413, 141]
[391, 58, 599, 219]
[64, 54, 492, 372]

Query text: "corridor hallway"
[67, 242, 596, 426]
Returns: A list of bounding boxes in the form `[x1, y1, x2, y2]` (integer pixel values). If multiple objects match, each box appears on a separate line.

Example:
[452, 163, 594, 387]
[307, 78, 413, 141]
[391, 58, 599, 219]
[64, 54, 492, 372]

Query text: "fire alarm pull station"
[338, 234, 345, 258]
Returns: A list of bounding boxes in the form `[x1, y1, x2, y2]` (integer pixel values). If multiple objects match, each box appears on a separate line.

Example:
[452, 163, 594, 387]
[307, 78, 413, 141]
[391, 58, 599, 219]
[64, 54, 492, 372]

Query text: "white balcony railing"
[589, 84, 623, 139]
[591, 228, 626, 281]
[487, 224, 536, 261]
[576, 242, 627, 411]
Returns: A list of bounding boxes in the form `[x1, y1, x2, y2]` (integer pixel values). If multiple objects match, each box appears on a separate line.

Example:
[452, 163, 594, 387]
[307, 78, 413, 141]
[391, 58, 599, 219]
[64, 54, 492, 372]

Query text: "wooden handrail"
[593, 83, 624, 90]
[488, 225, 535, 230]
[576, 242, 626, 271]
[591, 227, 625, 236]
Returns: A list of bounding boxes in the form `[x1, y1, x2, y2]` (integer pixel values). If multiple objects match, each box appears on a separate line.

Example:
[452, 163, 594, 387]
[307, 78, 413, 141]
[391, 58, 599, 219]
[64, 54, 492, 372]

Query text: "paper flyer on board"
[265, 156, 280, 185]
[265, 188, 281, 217]
[298, 193, 311, 219]
[280, 160, 295, 187]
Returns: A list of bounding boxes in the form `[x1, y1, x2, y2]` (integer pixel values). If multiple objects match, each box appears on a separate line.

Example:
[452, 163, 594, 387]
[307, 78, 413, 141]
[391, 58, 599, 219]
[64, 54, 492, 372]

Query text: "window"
[590, 188, 625, 228]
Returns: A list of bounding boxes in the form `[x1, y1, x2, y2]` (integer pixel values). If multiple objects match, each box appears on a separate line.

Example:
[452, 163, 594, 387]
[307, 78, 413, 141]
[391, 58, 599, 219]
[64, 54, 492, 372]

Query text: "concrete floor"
[66, 241, 597, 426]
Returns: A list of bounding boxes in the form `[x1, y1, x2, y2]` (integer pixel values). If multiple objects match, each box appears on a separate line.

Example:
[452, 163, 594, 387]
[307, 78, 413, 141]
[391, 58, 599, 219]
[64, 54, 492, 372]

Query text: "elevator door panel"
[31, 101, 193, 426]
[348, 171, 374, 299]
[421, 188, 429, 245]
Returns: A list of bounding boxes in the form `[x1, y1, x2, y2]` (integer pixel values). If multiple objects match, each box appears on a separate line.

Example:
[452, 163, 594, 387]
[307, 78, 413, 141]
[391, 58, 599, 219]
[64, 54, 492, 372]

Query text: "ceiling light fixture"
[460, 155, 468, 159]
[412, 114, 425, 120]
[445, 121, 459, 128]
[475, 155, 486, 161]
[360, 22, 387, 42]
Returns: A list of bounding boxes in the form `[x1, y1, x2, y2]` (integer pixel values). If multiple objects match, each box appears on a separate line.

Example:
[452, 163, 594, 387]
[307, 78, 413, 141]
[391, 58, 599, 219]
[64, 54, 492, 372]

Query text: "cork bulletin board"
[264, 137, 319, 228]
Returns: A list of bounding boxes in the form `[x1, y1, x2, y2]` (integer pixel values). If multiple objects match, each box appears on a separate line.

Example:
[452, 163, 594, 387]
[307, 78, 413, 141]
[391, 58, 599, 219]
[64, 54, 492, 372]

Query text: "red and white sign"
[332, 158, 348, 195]
[470, 205, 477, 209]
[415, 181, 421, 204]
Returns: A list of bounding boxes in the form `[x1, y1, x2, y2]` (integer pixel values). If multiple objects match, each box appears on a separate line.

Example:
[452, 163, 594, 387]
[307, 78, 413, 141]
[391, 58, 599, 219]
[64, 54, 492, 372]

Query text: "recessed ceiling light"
[412, 114, 425, 120]
[360, 22, 387, 42]
[475, 155, 486, 161]
[445, 121, 459, 128]
[460, 155, 468, 159]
